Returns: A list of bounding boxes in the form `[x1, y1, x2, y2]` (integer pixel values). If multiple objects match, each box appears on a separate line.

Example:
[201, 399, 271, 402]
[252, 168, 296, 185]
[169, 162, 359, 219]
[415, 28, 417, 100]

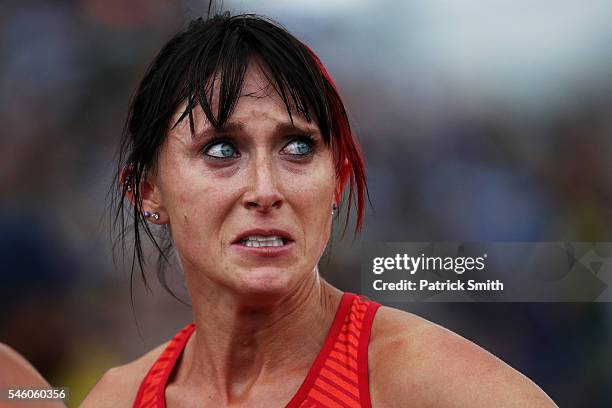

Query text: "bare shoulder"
[0, 343, 66, 408]
[79, 342, 169, 408]
[0, 343, 49, 387]
[368, 306, 558, 408]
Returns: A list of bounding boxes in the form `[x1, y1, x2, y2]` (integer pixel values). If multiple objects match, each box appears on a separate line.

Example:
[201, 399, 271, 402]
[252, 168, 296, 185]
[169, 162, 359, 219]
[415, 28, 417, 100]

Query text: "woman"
[82, 12, 557, 407]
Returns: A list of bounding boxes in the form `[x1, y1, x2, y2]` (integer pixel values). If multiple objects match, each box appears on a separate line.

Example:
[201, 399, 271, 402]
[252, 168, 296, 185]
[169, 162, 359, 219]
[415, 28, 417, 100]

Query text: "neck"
[179, 270, 343, 403]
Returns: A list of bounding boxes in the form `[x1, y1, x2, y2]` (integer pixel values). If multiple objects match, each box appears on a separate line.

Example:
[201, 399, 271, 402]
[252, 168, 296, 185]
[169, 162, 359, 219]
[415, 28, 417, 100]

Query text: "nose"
[241, 154, 284, 213]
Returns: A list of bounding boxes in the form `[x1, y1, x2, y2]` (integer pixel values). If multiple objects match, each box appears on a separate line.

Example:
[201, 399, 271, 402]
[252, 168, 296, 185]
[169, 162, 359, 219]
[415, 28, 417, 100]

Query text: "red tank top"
[132, 292, 381, 408]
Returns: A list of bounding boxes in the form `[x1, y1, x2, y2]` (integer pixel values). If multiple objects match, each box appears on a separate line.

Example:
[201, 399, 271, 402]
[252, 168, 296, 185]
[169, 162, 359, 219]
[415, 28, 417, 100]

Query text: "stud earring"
[125, 175, 133, 192]
[331, 203, 338, 216]
[144, 211, 160, 221]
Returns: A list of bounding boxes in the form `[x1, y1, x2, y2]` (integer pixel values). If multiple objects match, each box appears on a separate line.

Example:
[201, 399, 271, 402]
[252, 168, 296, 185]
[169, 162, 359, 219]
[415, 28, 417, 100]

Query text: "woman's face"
[146, 64, 337, 299]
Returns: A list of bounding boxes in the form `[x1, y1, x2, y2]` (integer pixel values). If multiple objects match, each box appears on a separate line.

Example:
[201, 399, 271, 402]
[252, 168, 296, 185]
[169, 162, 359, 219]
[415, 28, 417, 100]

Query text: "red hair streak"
[302, 44, 367, 236]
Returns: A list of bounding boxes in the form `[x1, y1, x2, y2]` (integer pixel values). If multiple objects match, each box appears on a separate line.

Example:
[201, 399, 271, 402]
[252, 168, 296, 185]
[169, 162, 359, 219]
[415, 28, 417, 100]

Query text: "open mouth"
[239, 235, 288, 248]
[232, 229, 294, 255]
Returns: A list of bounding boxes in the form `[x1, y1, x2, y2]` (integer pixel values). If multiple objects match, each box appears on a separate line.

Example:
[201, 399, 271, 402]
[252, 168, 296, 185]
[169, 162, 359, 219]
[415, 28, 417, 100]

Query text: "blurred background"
[1, 0, 611, 406]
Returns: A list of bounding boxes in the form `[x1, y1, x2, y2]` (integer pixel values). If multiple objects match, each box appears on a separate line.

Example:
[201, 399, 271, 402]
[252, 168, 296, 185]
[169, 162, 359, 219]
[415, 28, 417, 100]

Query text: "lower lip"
[231, 240, 295, 257]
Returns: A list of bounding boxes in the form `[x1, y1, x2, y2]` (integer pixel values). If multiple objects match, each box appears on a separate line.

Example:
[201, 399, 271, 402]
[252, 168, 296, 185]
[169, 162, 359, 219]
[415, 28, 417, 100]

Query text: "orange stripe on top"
[132, 292, 381, 408]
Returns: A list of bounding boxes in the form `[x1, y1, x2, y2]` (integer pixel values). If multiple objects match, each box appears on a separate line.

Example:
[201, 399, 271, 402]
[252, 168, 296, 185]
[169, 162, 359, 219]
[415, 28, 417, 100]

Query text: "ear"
[119, 167, 168, 224]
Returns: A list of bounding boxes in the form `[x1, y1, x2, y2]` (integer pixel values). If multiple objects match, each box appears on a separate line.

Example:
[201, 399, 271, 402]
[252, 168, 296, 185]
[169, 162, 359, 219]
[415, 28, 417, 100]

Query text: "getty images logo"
[372, 253, 488, 275]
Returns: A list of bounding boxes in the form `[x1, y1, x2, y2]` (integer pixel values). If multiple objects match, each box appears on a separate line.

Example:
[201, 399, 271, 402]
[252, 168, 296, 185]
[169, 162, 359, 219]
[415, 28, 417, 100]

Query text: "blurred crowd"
[1, 1, 611, 406]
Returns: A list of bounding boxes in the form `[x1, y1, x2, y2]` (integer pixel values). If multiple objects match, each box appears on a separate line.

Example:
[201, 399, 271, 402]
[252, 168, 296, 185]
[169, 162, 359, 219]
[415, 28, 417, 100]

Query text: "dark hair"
[110, 12, 368, 298]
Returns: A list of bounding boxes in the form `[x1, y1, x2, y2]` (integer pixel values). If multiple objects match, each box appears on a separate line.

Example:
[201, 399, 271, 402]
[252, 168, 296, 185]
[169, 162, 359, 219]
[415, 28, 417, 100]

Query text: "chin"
[234, 267, 298, 302]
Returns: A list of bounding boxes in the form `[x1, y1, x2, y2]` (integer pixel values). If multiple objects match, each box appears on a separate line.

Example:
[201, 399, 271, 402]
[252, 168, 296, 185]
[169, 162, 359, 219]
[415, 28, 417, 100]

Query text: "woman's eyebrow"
[273, 122, 319, 136]
[192, 122, 245, 140]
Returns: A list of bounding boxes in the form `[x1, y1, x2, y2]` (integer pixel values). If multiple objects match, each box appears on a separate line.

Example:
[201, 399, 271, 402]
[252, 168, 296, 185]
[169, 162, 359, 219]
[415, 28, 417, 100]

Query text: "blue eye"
[205, 141, 238, 159]
[282, 139, 313, 156]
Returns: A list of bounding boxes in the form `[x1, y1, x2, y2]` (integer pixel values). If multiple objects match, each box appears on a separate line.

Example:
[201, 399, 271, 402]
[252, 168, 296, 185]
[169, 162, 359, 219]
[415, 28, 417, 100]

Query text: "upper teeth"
[241, 235, 285, 247]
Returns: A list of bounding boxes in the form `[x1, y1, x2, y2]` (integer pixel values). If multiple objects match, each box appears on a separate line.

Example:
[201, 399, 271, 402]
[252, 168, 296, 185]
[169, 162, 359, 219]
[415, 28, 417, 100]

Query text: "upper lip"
[232, 228, 294, 244]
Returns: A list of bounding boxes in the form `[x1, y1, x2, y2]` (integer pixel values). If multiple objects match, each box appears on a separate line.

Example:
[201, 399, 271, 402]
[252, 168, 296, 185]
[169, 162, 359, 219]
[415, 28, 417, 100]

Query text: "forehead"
[237, 62, 279, 101]
[171, 62, 314, 138]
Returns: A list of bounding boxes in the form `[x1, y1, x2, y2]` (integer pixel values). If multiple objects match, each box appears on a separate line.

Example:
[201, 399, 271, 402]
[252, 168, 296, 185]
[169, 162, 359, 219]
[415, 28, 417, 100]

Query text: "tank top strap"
[286, 292, 381, 408]
[132, 323, 195, 408]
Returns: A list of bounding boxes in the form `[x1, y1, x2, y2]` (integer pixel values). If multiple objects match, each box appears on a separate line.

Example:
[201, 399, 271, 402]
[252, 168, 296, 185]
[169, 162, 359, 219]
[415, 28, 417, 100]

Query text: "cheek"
[163, 169, 236, 258]
[282, 162, 336, 239]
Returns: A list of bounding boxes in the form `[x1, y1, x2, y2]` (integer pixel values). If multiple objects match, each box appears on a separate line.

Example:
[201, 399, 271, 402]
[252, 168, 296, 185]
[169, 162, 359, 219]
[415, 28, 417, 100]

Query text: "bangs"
[170, 15, 331, 144]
